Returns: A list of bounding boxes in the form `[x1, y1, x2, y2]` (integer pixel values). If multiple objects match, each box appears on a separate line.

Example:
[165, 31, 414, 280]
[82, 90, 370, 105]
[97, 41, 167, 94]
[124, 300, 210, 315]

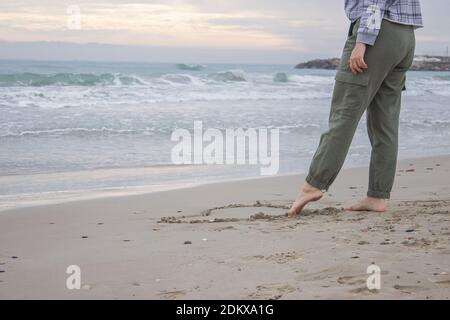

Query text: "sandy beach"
[0, 155, 449, 300]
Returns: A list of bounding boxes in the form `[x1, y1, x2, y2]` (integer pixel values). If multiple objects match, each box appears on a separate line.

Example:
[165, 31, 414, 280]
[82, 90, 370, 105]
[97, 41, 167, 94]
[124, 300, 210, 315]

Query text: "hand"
[349, 42, 368, 74]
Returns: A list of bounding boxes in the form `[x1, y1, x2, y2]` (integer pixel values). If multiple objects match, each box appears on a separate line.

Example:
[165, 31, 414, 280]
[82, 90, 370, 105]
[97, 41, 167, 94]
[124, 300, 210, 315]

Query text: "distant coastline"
[295, 56, 450, 71]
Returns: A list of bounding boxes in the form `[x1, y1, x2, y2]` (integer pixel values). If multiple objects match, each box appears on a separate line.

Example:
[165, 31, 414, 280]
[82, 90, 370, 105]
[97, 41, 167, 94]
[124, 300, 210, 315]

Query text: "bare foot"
[288, 183, 323, 217]
[347, 197, 386, 212]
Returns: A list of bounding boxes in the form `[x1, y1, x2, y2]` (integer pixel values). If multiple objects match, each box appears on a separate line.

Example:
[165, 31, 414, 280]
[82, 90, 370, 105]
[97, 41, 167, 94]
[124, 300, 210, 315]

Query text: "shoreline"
[1, 153, 449, 214]
[0, 154, 449, 299]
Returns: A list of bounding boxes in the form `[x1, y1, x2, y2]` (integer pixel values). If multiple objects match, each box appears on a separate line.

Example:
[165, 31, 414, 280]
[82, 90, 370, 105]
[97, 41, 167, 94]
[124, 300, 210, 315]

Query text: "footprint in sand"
[243, 251, 301, 265]
[337, 275, 367, 286]
[157, 289, 187, 300]
[393, 284, 423, 294]
[248, 283, 296, 300]
[266, 251, 302, 264]
[336, 274, 380, 295]
[401, 238, 434, 247]
[349, 286, 379, 295]
[299, 267, 342, 282]
[432, 279, 450, 286]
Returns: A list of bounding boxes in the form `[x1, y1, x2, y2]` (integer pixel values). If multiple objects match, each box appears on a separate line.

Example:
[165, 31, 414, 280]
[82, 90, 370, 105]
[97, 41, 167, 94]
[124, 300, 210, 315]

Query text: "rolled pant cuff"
[367, 190, 390, 199]
[305, 174, 329, 192]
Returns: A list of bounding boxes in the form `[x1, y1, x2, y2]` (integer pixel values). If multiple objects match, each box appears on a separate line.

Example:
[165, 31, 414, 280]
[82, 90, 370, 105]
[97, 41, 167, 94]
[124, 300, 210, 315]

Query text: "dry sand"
[0, 155, 449, 299]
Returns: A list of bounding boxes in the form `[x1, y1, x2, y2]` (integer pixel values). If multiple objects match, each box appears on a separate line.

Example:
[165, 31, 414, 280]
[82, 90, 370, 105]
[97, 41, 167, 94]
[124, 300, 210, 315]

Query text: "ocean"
[1, 60, 449, 210]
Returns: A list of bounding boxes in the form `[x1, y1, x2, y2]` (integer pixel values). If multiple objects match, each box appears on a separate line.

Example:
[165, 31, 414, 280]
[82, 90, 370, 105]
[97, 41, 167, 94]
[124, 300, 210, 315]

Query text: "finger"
[355, 59, 365, 73]
[359, 58, 368, 69]
[349, 60, 357, 74]
[348, 60, 354, 74]
[352, 59, 363, 73]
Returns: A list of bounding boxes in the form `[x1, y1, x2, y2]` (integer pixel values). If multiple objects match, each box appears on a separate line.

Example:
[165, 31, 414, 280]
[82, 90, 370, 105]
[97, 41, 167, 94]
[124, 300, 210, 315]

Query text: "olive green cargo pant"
[306, 19, 416, 199]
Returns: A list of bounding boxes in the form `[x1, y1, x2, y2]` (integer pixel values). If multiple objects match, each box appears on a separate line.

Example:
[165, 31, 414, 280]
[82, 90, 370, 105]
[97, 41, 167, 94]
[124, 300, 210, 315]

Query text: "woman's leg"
[349, 36, 415, 211]
[289, 20, 415, 216]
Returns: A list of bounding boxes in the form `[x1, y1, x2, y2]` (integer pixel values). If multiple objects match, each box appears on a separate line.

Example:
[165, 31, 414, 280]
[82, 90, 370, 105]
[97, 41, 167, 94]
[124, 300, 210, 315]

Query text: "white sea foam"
[1, 61, 449, 201]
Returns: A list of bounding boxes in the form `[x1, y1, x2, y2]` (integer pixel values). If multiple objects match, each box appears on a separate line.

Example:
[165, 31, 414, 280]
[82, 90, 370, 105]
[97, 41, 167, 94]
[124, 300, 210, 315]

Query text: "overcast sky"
[0, 0, 448, 64]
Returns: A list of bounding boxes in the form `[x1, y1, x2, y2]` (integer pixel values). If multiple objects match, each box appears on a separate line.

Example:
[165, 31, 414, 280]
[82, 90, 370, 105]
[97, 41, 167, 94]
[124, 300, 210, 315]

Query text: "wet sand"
[0, 155, 449, 299]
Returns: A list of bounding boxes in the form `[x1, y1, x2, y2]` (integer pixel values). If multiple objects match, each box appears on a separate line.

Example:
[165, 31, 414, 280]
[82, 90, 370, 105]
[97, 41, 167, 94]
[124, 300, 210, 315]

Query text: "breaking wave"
[176, 64, 205, 71]
[0, 73, 147, 87]
[211, 70, 249, 82]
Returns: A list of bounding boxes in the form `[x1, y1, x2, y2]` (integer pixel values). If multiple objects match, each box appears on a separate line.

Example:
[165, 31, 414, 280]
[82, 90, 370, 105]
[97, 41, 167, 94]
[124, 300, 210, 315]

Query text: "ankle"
[302, 182, 322, 194]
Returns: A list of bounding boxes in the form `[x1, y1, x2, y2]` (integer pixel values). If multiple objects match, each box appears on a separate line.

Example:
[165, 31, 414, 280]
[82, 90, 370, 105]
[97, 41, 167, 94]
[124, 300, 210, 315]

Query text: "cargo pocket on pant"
[332, 70, 370, 113]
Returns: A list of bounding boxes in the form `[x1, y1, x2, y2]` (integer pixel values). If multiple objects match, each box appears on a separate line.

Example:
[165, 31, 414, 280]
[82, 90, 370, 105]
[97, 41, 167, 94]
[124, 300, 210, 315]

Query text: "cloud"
[0, 2, 285, 47]
[0, 1, 448, 59]
[0, 1, 348, 50]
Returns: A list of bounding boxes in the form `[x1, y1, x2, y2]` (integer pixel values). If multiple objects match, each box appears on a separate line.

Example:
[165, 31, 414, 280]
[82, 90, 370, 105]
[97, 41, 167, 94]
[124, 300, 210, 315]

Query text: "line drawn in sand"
[158, 201, 343, 224]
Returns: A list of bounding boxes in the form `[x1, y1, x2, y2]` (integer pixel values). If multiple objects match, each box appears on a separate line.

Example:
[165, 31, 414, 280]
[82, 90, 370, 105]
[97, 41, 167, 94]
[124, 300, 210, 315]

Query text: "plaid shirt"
[345, 0, 423, 45]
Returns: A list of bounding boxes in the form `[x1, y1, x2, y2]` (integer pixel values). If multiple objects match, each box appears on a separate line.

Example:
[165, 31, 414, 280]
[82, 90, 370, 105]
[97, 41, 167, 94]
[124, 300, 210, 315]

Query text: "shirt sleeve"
[357, 0, 394, 46]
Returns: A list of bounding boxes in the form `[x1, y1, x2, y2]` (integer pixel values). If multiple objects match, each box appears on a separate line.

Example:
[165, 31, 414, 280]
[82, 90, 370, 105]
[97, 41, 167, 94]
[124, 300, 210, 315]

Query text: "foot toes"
[287, 208, 297, 218]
